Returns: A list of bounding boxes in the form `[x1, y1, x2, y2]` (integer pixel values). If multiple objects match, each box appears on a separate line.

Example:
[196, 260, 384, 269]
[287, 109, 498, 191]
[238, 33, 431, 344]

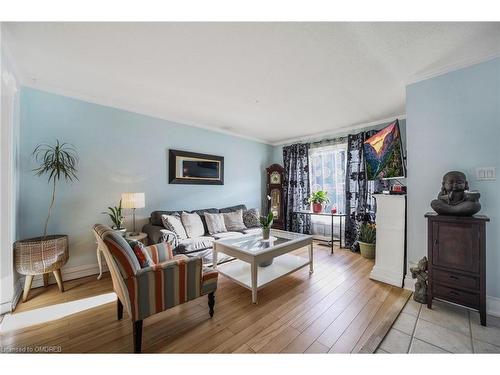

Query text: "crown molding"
[271, 114, 406, 147]
[20, 80, 273, 146]
[407, 52, 500, 86]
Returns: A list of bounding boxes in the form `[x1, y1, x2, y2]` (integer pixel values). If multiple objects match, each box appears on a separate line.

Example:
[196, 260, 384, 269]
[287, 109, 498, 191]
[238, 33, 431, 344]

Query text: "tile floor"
[376, 298, 500, 353]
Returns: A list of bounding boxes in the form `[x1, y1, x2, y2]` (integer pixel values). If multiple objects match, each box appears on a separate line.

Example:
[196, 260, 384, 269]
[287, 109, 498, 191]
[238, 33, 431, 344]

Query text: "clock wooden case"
[266, 164, 285, 230]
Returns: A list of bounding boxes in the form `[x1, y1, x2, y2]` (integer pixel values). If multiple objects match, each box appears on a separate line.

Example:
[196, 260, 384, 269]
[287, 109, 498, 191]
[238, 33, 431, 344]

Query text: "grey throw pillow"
[161, 214, 188, 240]
[181, 212, 205, 238]
[243, 208, 260, 228]
[223, 209, 246, 231]
[205, 212, 227, 234]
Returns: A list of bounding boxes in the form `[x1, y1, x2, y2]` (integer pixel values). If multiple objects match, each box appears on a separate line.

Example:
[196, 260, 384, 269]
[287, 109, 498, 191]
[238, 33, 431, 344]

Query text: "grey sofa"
[142, 204, 261, 264]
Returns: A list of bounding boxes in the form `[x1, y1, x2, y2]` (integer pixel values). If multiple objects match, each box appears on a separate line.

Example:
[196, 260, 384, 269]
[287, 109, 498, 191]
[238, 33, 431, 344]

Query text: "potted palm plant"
[259, 212, 274, 266]
[358, 222, 376, 259]
[14, 140, 78, 301]
[102, 199, 126, 236]
[308, 191, 330, 213]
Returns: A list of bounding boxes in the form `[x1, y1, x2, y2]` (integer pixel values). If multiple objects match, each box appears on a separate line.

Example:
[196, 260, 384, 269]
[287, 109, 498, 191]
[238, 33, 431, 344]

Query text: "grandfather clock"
[266, 164, 285, 230]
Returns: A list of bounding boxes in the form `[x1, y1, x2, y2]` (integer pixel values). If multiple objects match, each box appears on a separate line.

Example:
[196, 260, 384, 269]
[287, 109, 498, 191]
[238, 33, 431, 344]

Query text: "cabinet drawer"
[433, 269, 479, 290]
[433, 283, 479, 307]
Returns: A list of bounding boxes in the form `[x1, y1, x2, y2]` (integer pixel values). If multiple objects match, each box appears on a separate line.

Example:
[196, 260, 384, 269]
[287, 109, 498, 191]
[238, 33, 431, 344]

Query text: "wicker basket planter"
[14, 235, 69, 301]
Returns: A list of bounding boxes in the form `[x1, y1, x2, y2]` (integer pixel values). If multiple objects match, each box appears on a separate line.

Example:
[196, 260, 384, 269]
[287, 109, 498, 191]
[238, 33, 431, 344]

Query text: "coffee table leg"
[251, 261, 258, 304]
[309, 243, 314, 274]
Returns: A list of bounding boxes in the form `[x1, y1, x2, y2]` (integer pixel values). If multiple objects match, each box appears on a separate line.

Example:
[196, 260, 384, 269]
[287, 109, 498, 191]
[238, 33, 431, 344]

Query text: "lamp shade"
[121, 192, 145, 209]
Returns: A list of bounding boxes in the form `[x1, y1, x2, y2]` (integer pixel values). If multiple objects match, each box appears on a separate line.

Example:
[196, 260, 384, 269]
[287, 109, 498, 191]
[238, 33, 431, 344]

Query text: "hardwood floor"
[0, 243, 410, 353]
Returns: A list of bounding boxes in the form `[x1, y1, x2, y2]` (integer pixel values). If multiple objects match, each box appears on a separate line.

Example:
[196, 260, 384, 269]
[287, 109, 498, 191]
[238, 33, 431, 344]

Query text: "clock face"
[270, 171, 281, 184]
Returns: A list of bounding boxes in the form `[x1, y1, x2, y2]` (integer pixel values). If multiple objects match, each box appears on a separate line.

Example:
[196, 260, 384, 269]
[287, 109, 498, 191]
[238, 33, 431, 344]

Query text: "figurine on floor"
[411, 256, 428, 304]
[431, 171, 481, 216]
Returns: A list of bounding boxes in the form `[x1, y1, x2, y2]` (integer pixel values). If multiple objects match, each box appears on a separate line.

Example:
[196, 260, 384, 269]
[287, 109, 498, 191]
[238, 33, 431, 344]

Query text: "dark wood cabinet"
[266, 164, 285, 230]
[425, 213, 489, 326]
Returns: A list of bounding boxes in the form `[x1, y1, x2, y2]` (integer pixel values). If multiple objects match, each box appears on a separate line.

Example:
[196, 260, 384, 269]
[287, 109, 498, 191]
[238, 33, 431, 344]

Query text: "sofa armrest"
[142, 223, 178, 247]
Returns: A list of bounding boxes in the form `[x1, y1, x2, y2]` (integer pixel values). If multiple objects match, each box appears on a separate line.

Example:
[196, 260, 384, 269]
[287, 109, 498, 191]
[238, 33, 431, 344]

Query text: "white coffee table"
[213, 229, 313, 304]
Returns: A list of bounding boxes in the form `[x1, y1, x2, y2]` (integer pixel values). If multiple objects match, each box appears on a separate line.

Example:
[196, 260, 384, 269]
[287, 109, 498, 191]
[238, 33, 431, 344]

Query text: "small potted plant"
[308, 191, 330, 213]
[102, 199, 126, 236]
[259, 212, 274, 266]
[260, 212, 274, 240]
[358, 222, 376, 259]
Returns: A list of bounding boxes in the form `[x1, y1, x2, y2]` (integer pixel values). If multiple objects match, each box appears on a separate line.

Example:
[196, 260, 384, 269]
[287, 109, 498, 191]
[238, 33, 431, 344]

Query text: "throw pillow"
[127, 240, 154, 268]
[223, 209, 246, 231]
[205, 212, 227, 234]
[243, 208, 260, 228]
[161, 214, 188, 240]
[181, 212, 205, 238]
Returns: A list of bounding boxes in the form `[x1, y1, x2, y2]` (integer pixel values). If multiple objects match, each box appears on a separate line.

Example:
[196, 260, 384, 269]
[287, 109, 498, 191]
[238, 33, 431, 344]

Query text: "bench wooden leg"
[53, 269, 64, 293]
[43, 273, 49, 288]
[22, 275, 34, 302]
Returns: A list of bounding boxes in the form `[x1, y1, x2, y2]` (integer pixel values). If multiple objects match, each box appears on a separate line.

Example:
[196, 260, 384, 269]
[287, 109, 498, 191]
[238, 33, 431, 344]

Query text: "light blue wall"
[407, 57, 500, 299]
[19, 88, 273, 268]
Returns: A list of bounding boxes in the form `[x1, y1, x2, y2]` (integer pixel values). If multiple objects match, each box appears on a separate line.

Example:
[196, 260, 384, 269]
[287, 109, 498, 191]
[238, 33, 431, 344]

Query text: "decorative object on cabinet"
[307, 190, 330, 213]
[358, 222, 376, 259]
[410, 256, 428, 304]
[430, 171, 481, 216]
[121, 192, 145, 236]
[425, 213, 489, 326]
[169, 149, 224, 185]
[266, 164, 285, 229]
[369, 194, 406, 287]
[15, 140, 78, 302]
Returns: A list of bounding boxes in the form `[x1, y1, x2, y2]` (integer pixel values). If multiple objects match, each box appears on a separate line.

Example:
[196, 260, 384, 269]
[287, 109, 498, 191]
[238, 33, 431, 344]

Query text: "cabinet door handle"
[449, 275, 459, 280]
[434, 239, 438, 246]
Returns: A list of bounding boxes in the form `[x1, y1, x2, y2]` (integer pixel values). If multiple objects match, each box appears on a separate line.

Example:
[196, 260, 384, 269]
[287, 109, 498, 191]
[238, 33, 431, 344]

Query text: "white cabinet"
[369, 194, 406, 287]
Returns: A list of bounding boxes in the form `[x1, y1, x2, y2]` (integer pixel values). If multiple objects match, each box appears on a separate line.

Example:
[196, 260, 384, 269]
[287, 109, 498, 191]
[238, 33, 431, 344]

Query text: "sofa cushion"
[243, 208, 260, 228]
[212, 231, 245, 239]
[205, 212, 227, 235]
[186, 248, 234, 266]
[181, 212, 205, 238]
[220, 204, 247, 213]
[161, 214, 188, 240]
[190, 208, 219, 234]
[175, 236, 215, 254]
[151, 210, 182, 226]
[223, 209, 246, 231]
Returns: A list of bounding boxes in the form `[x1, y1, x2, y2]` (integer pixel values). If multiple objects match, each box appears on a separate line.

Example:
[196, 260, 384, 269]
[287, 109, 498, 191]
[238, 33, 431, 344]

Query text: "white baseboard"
[403, 272, 416, 292]
[30, 262, 109, 289]
[487, 296, 500, 318]
[369, 266, 404, 288]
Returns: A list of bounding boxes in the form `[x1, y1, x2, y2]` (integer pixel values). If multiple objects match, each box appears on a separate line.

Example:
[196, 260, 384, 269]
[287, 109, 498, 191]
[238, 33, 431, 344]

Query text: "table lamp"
[121, 192, 145, 236]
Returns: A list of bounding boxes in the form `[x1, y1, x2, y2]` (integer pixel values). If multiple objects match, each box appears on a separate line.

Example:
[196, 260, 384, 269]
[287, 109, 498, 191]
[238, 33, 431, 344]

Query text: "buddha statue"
[431, 171, 481, 216]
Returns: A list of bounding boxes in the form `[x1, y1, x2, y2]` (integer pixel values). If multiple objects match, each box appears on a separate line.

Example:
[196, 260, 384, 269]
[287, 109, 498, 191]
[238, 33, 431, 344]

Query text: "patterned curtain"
[283, 143, 311, 234]
[344, 131, 388, 251]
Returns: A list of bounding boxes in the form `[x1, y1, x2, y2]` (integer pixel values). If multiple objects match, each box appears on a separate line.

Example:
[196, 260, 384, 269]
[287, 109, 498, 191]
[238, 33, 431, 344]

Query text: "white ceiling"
[4, 22, 500, 145]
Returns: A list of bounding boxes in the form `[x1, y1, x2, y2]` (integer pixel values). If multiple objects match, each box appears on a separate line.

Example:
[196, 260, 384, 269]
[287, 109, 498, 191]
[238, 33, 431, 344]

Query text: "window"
[309, 142, 348, 238]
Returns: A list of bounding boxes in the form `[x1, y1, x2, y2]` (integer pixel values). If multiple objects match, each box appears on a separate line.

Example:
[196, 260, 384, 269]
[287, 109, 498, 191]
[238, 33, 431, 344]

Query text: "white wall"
[406, 57, 500, 311]
[0, 24, 21, 314]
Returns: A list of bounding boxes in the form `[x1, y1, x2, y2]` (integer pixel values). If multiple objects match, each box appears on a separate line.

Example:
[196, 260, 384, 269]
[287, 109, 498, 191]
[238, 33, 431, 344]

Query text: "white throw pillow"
[161, 214, 188, 240]
[205, 212, 227, 235]
[223, 209, 246, 231]
[181, 212, 205, 238]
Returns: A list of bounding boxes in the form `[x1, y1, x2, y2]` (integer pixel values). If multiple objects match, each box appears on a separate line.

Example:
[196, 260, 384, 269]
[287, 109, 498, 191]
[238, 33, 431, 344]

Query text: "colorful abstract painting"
[363, 120, 405, 180]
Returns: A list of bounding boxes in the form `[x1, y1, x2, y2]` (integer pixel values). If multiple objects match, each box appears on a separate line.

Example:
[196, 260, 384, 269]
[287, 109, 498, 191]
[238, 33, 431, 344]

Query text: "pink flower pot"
[312, 203, 323, 213]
